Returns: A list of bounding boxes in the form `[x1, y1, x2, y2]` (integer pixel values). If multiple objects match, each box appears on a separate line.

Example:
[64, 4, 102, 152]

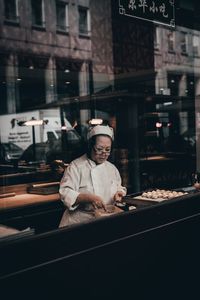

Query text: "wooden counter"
[0, 192, 60, 211]
[0, 182, 60, 211]
[1, 191, 200, 299]
[0, 183, 63, 235]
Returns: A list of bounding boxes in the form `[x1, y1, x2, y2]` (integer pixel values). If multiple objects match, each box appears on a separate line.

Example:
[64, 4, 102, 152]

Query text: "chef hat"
[87, 125, 114, 140]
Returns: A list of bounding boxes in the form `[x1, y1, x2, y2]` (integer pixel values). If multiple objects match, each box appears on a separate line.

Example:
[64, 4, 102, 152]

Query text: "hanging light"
[24, 119, 44, 126]
[89, 119, 103, 125]
[156, 122, 162, 128]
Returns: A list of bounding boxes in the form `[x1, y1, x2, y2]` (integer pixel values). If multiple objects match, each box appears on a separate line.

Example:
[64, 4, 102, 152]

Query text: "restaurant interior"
[0, 0, 200, 298]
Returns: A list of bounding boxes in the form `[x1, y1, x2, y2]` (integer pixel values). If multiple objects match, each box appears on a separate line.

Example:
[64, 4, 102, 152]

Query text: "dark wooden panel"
[1, 192, 200, 299]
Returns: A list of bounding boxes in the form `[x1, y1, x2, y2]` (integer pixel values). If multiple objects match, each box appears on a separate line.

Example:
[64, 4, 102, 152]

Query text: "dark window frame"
[78, 6, 90, 36]
[4, 0, 19, 24]
[56, 1, 69, 33]
[31, 0, 45, 29]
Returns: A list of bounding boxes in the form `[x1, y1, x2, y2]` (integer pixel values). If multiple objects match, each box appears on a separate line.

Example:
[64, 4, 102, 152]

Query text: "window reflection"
[193, 35, 199, 57]
[167, 30, 175, 52]
[56, 1, 69, 32]
[0, 0, 199, 215]
[4, 0, 19, 23]
[78, 6, 90, 35]
[31, 0, 45, 28]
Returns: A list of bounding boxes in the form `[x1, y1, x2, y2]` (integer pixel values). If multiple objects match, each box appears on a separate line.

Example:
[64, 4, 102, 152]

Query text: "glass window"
[154, 26, 160, 50]
[193, 35, 199, 56]
[17, 56, 47, 110]
[56, 60, 80, 98]
[186, 74, 195, 97]
[167, 30, 175, 52]
[4, 0, 19, 22]
[78, 6, 90, 35]
[0, 61, 7, 114]
[180, 32, 188, 54]
[0, 0, 200, 238]
[56, 1, 69, 32]
[31, 0, 45, 27]
[168, 73, 181, 96]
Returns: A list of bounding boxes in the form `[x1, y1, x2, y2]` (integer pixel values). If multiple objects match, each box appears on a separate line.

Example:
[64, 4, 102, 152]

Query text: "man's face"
[91, 136, 112, 164]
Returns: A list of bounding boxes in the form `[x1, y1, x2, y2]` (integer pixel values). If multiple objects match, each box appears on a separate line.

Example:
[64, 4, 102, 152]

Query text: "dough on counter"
[141, 189, 188, 200]
[95, 205, 123, 217]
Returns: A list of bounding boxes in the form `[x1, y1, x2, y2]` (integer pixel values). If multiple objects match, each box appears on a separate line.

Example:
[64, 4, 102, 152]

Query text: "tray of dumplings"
[125, 189, 189, 204]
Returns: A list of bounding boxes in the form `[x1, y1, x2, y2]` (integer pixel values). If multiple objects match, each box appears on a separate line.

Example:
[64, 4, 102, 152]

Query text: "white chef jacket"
[59, 154, 127, 227]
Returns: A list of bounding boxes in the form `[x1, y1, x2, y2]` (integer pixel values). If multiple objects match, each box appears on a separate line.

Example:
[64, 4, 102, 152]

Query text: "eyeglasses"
[93, 146, 111, 154]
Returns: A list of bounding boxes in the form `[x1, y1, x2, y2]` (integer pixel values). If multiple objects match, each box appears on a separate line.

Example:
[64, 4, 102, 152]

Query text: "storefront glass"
[0, 0, 199, 235]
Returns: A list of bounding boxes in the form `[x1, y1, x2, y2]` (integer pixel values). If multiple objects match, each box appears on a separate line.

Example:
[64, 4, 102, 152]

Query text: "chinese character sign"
[119, 0, 175, 27]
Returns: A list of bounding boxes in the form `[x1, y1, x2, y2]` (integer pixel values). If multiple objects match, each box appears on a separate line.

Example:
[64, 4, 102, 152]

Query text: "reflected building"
[0, 0, 92, 113]
[0, 0, 200, 190]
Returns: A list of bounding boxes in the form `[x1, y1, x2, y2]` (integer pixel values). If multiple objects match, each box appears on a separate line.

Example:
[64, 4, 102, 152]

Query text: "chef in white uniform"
[59, 124, 127, 227]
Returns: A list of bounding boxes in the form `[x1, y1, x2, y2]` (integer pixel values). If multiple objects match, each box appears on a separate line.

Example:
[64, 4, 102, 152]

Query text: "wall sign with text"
[118, 0, 175, 27]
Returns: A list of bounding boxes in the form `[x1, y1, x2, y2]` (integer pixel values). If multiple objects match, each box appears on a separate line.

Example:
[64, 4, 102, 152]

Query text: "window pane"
[167, 31, 174, 51]
[0, 0, 199, 238]
[56, 1, 68, 31]
[193, 35, 199, 56]
[4, 0, 18, 21]
[180, 32, 187, 53]
[17, 56, 47, 110]
[31, 0, 44, 26]
[79, 7, 88, 34]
